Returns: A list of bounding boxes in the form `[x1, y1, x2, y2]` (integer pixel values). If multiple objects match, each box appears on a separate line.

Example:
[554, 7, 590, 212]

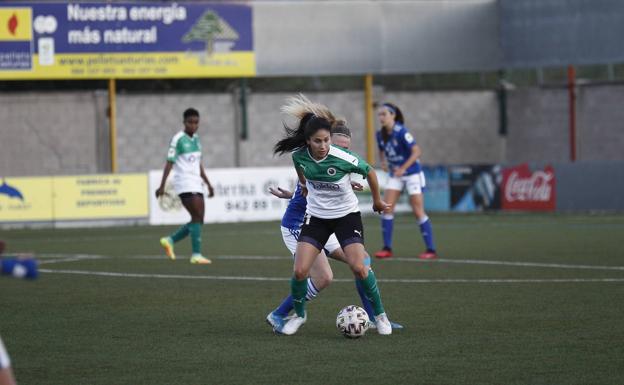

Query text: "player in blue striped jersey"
[266, 117, 403, 333]
[374, 103, 437, 260]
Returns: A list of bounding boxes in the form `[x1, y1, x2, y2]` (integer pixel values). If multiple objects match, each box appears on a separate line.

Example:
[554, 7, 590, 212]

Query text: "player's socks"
[1, 257, 38, 279]
[274, 278, 318, 316]
[290, 277, 308, 317]
[418, 216, 436, 252]
[381, 214, 394, 249]
[305, 277, 319, 301]
[355, 278, 376, 321]
[274, 296, 294, 317]
[170, 223, 190, 243]
[188, 222, 202, 255]
[358, 269, 385, 316]
[356, 254, 376, 319]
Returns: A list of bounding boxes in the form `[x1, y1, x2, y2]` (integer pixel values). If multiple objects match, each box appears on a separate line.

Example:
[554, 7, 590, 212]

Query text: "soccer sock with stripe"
[419, 216, 436, 252]
[381, 214, 394, 249]
[170, 223, 190, 243]
[358, 269, 385, 316]
[290, 277, 308, 317]
[274, 278, 319, 316]
[355, 254, 375, 320]
[188, 222, 202, 255]
[355, 279, 375, 321]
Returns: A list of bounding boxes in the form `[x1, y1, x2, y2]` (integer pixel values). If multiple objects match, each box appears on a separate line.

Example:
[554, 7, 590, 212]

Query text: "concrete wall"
[2, 86, 624, 177]
[0, 92, 105, 177]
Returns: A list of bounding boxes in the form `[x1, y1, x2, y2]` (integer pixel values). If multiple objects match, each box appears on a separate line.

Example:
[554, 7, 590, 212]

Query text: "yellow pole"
[108, 78, 117, 173]
[364, 73, 375, 165]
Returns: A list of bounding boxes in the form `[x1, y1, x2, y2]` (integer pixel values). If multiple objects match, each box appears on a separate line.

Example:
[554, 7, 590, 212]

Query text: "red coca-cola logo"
[502, 163, 556, 211]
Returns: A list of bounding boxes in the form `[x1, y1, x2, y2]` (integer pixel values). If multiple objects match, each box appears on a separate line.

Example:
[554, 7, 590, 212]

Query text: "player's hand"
[372, 199, 390, 214]
[301, 186, 308, 198]
[394, 168, 406, 177]
[381, 161, 388, 172]
[155, 187, 165, 198]
[207, 184, 215, 198]
[269, 186, 293, 199]
[350, 181, 364, 192]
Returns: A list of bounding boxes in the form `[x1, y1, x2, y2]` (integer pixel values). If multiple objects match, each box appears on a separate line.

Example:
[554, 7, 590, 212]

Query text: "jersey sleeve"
[166, 136, 179, 162]
[400, 128, 417, 147]
[350, 153, 371, 177]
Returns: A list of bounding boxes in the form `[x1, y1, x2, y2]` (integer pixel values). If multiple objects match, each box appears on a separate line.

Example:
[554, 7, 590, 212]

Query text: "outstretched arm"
[366, 168, 390, 214]
[269, 187, 294, 199]
[155, 162, 174, 198]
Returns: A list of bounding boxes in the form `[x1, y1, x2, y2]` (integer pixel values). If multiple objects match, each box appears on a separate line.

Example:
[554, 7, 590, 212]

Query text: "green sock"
[358, 269, 385, 316]
[290, 277, 308, 317]
[170, 223, 190, 243]
[188, 222, 202, 255]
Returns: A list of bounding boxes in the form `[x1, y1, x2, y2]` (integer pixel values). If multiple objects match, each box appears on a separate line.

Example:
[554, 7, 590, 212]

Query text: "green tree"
[183, 11, 239, 56]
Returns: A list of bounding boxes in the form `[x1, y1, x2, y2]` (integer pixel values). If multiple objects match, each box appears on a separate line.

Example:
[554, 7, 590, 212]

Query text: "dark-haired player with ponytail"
[272, 95, 393, 336]
[374, 103, 437, 260]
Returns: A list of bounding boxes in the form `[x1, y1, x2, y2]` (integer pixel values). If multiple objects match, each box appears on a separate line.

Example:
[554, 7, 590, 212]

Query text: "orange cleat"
[418, 251, 438, 260]
[374, 248, 393, 259]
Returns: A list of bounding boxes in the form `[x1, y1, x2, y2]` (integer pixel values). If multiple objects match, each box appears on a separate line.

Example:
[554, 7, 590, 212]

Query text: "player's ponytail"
[274, 94, 336, 155]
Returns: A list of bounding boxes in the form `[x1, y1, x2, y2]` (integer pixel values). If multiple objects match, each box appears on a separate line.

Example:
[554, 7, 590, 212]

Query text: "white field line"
[38, 254, 103, 265]
[41, 253, 624, 271]
[36, 268, 624, 283]
[36, 253, 624, 283]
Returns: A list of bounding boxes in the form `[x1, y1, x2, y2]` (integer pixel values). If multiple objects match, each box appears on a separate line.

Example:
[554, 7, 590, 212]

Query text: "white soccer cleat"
[374, 313, 392, 335]
[278, 314, 307, 335]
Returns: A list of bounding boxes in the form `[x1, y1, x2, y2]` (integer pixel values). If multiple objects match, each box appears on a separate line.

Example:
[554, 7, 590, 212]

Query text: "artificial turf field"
[1, 213, 624, 385]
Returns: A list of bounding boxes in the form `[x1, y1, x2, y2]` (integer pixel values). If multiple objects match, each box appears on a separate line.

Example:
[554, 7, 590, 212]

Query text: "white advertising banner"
[149, 167, 298, 225]
[149, 167, 409, 225]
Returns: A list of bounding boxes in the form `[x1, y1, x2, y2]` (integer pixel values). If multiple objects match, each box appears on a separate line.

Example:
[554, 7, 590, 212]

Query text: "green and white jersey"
[167, 131, 203, 194]
[292, 145, 370, 219]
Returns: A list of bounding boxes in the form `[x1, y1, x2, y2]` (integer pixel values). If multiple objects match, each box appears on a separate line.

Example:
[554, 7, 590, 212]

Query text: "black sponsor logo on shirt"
[309, 181, 340, 191]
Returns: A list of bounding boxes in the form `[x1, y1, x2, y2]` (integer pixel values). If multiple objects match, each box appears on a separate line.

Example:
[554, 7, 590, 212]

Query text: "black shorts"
[299, 212, 364, 251]
[178, 192, 203, 200]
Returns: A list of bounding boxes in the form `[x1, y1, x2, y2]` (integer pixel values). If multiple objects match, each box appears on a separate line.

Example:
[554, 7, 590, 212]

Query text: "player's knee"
[293, 267, 309, 281]
[351, 264, 368, 280]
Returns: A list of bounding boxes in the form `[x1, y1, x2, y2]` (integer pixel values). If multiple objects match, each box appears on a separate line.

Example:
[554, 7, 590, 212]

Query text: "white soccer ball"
[336, 305, 370, 338]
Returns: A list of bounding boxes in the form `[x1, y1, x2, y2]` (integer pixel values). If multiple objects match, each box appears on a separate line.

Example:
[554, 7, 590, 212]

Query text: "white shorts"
[385, 171, 426, 195]
[280, 226, 341, 256]
[0, 336, 10, 369]
[173, 175, 204, 195]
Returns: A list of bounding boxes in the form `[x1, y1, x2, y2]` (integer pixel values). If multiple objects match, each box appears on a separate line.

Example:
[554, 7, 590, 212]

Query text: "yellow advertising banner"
[0, 2, 255, 79]
[53, 174, 148, 220]
[0, 177, 53, 222]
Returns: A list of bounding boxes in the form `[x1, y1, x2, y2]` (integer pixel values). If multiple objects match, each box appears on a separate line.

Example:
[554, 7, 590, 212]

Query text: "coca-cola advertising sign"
[502, 163, 556, 211]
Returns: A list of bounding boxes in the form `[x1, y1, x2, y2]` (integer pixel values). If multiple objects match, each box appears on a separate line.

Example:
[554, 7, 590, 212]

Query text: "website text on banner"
[0, 2, 254, 79]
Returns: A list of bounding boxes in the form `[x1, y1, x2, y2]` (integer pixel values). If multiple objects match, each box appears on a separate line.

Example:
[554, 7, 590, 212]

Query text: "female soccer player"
[374, 103, 437, 260]
[272, 95, 392, 335]
[266, 122, 403, 332]
[156, 108, 214, 264]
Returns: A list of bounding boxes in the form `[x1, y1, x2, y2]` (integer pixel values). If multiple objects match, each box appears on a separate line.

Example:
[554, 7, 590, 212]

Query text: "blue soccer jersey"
[280, 184, 307, 229]
[376, 123, 421, 177]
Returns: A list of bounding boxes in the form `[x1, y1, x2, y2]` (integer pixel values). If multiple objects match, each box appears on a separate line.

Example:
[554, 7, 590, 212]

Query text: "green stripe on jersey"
[167, 131, 202, 162]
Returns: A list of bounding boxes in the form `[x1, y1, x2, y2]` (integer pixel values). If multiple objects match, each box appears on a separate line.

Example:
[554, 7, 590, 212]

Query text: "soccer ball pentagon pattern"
[336, 305, 370, 338]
